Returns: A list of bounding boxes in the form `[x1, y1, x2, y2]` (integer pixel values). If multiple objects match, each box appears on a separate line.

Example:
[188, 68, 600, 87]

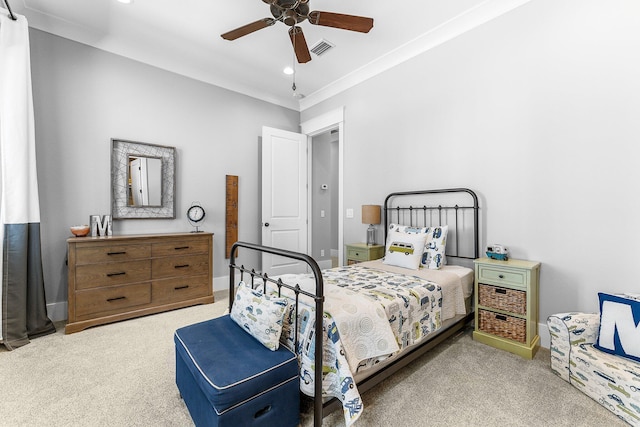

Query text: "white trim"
[299, 0, 532, 111]
[301, 107, 345, 267]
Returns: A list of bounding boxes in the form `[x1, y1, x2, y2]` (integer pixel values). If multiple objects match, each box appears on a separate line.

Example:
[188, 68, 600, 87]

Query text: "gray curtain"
[0, 11, 56, 350]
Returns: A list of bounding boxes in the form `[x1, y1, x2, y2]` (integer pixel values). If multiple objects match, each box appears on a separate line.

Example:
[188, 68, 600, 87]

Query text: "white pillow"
[383, 230, 427, 270]
[230, 282, 289, 351]
[421, 225, 448, 270]
[388, 223, 448, 269]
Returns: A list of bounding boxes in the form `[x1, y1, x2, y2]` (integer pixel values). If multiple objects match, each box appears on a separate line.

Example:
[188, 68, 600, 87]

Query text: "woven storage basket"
[478, 309, 526, 343]
[478, 283, 526, 315]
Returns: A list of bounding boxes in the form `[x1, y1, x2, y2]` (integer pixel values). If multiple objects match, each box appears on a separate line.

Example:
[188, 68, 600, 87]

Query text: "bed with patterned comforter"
[267, 262, 469, 426]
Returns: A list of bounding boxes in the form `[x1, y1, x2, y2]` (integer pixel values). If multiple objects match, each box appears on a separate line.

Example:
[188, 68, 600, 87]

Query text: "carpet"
[0, 292, 624, 426]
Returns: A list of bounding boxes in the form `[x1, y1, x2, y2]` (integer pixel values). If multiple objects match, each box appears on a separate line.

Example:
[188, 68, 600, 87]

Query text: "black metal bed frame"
[228, 241, 325, 427]
[228, 188, 480, 427]
[384, 188, 479, 260]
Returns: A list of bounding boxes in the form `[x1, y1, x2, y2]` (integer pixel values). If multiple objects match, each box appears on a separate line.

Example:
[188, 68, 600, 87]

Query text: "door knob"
[264, 222, 270, 227]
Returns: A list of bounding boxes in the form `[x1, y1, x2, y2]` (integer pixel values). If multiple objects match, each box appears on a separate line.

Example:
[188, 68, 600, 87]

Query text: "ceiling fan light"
[282, 10, 298, 27]
[283, 66, 294, 75]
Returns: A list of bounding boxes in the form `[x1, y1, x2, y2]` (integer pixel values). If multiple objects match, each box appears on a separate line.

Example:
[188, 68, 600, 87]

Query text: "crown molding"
[298, 0, 532, 112]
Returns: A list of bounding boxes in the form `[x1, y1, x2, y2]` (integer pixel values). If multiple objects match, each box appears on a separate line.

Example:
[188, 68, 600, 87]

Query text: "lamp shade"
[362, 205, 381, 225]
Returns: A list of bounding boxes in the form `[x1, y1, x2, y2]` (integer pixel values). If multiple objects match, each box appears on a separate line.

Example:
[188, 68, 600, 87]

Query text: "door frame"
[301, 107, 344, 267]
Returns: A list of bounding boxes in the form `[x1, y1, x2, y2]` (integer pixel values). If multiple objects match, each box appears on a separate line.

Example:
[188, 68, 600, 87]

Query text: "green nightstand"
[473, 257, 541, 359]
[345, 243, 384, 265]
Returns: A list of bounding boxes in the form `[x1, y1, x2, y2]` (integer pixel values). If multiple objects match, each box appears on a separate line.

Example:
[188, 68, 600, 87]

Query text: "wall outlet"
[320, 249, 325, 257]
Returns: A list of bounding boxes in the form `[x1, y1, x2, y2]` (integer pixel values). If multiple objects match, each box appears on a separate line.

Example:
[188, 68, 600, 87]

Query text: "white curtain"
[0, 10, 55, 349]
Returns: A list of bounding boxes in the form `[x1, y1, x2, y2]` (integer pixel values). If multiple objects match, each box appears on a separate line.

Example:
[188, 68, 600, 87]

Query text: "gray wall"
[301, 0, 640, 321]
[311, 131, 339, 262]
[29, 29, 299, 318]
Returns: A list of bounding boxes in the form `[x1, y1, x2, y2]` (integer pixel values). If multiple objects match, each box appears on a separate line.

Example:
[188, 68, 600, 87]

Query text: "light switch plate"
[346, 208, 354, 218]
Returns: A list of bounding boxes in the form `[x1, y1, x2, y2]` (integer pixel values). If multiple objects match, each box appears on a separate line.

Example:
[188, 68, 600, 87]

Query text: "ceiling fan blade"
[289, 26, 312, 64]
[308, 11, 374, 33]
[221, 18, 276, 41]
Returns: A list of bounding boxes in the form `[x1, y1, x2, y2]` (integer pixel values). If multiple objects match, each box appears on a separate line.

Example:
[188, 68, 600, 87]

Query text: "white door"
[129, 157, 147, 206]
[261, 126, 308, 276]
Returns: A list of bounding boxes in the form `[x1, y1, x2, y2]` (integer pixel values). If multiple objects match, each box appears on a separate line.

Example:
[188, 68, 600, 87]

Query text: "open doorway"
[310, 129, 339, 269]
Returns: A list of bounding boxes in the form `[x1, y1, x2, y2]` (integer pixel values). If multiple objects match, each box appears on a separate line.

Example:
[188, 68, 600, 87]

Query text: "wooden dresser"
[66, 232, 214, 334]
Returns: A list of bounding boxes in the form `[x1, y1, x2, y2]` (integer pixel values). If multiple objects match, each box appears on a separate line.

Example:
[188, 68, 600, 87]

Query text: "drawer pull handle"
[107, 296, 126, 302]
[355, 252, 359, 256]
[175, 264, 190, 269]
[495, 314, 507, 321]
[175, 285, 189, 290]
[174, 246, 190, 250]
[498, 274, 505, 279]
[106, 272, 126, 277]
[107, 251, 126, 255]
[495, 288, 507, 294]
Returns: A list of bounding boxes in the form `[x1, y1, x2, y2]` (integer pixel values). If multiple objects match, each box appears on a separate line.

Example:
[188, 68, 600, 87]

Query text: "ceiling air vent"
[310, 39, 335, 57]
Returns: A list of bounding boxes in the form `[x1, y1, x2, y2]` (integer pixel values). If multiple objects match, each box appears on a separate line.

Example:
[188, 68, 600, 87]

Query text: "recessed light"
[283, 67, 294, 75]
[117, 0, 133, 4]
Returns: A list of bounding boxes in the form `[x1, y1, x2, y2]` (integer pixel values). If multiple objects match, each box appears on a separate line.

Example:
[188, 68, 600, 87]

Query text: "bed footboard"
[228, 241, 324, 427]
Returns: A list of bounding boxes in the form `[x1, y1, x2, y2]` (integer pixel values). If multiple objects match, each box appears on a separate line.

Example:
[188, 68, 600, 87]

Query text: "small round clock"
[187, 202, 205, 232]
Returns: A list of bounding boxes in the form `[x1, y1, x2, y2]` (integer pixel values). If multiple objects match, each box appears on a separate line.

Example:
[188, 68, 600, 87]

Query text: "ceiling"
[2, 0, 530, 111]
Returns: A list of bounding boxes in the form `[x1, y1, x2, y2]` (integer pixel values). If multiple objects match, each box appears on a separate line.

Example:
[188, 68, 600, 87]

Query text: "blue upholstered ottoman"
[174, 315, 300, 427]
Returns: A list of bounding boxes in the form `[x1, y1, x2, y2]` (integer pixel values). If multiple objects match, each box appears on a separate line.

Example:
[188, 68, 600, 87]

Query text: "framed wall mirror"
[111, 139, 176, 219]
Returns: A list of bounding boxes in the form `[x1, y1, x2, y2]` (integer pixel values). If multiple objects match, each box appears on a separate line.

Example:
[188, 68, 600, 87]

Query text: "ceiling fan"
[221, 0, 374, 64]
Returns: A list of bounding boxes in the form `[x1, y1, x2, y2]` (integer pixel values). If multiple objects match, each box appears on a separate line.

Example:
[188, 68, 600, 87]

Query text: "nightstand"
[472, 257, 541, 359]
[345, 243, 384, 265]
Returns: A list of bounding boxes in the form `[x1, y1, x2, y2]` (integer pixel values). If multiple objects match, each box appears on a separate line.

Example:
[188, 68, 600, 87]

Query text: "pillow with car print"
[383, 230, 427, 270]
[388, 223, 448, 269]
[230, 282, 289, 351]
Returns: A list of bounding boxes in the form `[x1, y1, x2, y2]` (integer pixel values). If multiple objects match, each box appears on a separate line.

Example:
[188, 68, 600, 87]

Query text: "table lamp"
[362, 205, 381, 246]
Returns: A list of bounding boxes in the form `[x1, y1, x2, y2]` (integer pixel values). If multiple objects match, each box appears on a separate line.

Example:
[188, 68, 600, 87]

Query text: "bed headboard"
[383, 188, 479, 264]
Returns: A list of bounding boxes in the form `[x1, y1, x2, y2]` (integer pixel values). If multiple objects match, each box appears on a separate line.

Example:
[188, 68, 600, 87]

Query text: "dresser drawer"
[478, 309, 526, 343]
[152, 275, 211, 304]
[152, 239, 209, 257]
[75, 282, 151, 318]
[152, 254, 210, 279]
[478, 283, 526, 315]
[75, 260, 151, 290]
[477, 264, 527, 288]
[75, 244, 151, 265]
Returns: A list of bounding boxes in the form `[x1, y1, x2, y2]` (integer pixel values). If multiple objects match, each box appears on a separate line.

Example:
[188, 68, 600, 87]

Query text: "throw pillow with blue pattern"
[230, 281, 289, 351]
[388, 223, 448, 269]
[421, 225, 448, 270]
[594, 292, 640, 363]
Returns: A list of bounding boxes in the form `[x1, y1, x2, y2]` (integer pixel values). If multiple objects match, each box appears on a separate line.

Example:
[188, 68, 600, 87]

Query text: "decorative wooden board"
[225, 175, 238, 258]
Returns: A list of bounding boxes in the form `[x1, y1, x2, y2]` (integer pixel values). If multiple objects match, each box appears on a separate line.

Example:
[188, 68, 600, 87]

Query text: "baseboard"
[47, 301, 67, 323]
